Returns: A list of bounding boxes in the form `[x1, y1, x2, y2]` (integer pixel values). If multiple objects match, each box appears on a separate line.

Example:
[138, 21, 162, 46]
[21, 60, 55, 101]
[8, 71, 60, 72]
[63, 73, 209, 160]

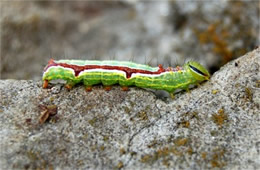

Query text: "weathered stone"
[0, 48, 259, 169]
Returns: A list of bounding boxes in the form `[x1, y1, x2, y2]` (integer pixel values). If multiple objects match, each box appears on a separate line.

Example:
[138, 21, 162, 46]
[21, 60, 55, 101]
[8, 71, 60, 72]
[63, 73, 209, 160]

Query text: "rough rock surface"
[0, 48, 259, 169]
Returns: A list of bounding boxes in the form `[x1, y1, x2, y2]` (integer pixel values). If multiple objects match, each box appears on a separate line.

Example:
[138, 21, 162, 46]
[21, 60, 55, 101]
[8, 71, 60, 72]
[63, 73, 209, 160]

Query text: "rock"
[0, 47, 259, 169]
[2, 1, 259, 80]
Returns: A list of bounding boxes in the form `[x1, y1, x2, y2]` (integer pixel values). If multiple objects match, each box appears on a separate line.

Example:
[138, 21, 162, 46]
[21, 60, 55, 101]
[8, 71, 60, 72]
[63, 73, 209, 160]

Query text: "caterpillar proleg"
[42, 59, 210, 97]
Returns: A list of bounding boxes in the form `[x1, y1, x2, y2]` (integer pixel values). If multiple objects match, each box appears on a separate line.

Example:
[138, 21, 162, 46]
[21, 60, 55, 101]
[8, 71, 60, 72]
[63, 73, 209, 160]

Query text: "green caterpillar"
[42, 59, 210, 97]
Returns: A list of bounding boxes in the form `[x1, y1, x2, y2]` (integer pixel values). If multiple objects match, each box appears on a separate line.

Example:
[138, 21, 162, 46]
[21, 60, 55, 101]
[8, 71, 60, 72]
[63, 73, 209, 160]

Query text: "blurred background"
[1, 1, 259, 80]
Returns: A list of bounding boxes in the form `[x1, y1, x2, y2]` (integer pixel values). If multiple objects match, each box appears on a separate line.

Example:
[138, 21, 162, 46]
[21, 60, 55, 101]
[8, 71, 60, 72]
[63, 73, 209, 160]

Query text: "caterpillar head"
[186, 61, 210, 81]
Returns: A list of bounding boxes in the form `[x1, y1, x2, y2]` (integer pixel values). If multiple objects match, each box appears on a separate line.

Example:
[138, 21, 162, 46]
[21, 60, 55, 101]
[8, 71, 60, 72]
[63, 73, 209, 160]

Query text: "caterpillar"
[42, 59, 210, 97]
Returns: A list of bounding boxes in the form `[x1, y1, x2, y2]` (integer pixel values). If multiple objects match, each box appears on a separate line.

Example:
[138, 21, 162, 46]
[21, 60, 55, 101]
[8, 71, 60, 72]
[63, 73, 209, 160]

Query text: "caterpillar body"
[42, 59, 210, 97]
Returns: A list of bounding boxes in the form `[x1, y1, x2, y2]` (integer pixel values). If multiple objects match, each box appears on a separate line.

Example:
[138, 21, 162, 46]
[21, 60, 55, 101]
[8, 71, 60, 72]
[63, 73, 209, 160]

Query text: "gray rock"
[1, 1, 259, 80]
[0, 47, 259, 169]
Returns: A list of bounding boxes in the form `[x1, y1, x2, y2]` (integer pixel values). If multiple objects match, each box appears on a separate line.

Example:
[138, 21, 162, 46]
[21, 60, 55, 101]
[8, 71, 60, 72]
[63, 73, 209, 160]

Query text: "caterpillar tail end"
[43, 80, 49, 88]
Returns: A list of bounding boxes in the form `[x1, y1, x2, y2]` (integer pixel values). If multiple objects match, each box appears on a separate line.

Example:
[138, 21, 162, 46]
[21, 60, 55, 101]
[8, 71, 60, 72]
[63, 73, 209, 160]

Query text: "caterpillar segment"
[42, 59, 210, 97]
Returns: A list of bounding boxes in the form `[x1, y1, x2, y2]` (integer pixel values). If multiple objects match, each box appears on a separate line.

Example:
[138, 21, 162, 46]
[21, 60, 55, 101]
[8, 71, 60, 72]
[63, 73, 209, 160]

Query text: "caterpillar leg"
[65, 84, 73, 90]
[85, 86, 92, 92]
[121, 86, 129, 91]
[43, 80, 49, 88]
[185, 88, 191, 101]
[65, 81, 76, 90]
[104, 86, 112, 91]
[170, 93, 175, 99]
